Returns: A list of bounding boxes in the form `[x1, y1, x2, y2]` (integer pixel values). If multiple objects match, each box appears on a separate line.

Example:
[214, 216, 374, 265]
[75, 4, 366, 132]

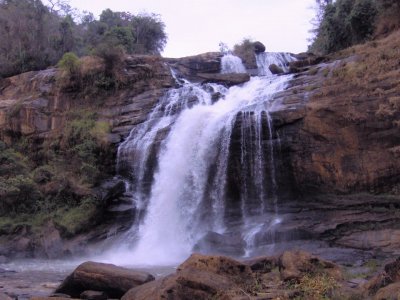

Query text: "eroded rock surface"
[55, 261, 155, 298]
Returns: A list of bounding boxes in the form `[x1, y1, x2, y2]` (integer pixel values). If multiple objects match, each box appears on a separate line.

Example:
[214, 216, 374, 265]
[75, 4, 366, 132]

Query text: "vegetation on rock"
[232, 38, 259, 69]
[0, 110, 112, 236]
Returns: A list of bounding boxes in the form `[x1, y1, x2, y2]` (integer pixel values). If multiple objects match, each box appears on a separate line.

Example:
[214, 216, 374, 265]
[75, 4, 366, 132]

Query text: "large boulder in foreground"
[362, 256, 400, 298]
[278, 250, 342, 281]
[374, 282, 400, 300]
[55, 261, 154, 298]
[122, 254, 254, 300]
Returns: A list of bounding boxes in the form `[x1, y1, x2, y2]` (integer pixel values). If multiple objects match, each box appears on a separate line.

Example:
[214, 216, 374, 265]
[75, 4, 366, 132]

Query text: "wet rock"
[98, 178, 126, 204]
[55, 261, 155, 298]
[269, 63, 284, 74]
[278, 250, 342, 281]
[197, 72, 250, 86]
[289, 53, 326, 73]
[211, 92, 223, 103]
[80, 290, 107, 300]
[165, 52, 222, 82]
[50, 293, 71, 298]
[253, 41, 266, 54]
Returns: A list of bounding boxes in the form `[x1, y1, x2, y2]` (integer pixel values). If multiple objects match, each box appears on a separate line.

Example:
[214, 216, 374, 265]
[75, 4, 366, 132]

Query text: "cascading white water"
[256, 52, 296, 76]
[221, 53, 246, 73]
[111, 53, 294, 266]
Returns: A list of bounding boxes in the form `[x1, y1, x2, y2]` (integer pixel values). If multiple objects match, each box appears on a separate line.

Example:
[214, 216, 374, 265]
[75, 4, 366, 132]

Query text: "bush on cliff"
[0, 146, 42, 214]
[0, 110, 111, 234]
[309, 0, 400, 55]
[310, 0, 378, 54]
[233, 38, 258, 69]
[57, 46, 126, 93]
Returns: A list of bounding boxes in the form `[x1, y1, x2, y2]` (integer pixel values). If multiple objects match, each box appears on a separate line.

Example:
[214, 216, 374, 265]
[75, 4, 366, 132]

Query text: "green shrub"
[0, 148, 30, 177]
[0, 175, 41, 214]
[58, 52, 81, 75]
[32, 165, 55, 184]
[94, 43, 125, 79]
[54, 199, 99, 236]
[350, 0, 378, 42]
[292, 273, 339, 300]
[310, 0, 378, 54]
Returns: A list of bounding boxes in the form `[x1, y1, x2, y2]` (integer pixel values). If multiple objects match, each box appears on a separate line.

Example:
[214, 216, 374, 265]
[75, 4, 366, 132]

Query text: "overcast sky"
[58, 0, 317, 58]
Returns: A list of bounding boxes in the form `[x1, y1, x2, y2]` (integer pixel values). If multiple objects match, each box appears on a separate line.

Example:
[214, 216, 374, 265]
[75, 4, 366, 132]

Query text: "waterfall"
[111, 54, 293, 265]
[221, 54, 246, 73]
[256, 52, 296, 76]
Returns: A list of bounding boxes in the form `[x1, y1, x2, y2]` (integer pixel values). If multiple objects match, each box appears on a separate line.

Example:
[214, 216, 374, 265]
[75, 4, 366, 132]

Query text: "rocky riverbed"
[0, 259, 175, 299]
[0, 250, 398, 299]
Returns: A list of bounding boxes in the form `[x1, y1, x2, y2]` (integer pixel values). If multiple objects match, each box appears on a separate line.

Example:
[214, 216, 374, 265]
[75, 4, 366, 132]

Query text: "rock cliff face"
[0, 31, 400, 259]
[273, 32, 400, 195]
[0, 55, 175, 145]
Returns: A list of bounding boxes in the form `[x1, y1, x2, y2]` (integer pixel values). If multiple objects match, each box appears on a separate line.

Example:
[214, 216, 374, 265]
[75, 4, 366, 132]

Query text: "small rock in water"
[269, 63, 284, 75]
[0, 292, 13, 300]
[49, 293, 71, 298]
[80, 290, 107, 300]
[42, 282, 60, 289]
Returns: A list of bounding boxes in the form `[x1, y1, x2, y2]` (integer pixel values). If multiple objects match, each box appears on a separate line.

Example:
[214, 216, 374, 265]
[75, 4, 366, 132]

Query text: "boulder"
[122, 269, 236, 300]
[269, 64, 284, 75]
[363, 256, 400, 296]
[253, 41, 266, 54]
[197, 72, 250, 87]
[165, 52, 222, 82]
[55, 261, 155, 298]
[374, 282, 400, 300]
[385, 257, 400, 282]
[0, 293, 12, 300]
[362, 272, 392, 296]
[278, 250, 342, 281]
[123, 254, 253, 300]
[178, 253, 253, 280]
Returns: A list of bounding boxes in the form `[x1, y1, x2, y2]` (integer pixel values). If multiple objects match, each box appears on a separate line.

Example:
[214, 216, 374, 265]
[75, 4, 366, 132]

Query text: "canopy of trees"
[0, 0, 167, 78]
[309, 0, 400, 54]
